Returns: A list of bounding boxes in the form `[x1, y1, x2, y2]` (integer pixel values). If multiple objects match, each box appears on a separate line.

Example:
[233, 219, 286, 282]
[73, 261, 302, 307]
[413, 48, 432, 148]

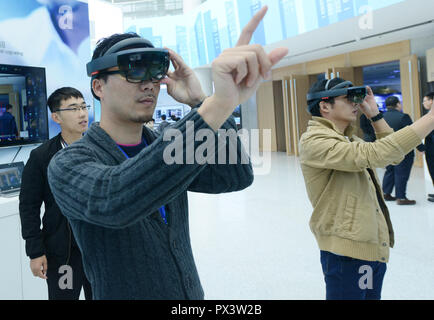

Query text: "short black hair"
[47, 87, 84, 113]
[161, 114, 166, 120]
[424, 92, 434, 100]
[307, 77, 348, 117]
[5, 104, 13, 111]
[91, 32, 151, 83]
[385, 96, 400, 109]
[90, 32, 154, 100]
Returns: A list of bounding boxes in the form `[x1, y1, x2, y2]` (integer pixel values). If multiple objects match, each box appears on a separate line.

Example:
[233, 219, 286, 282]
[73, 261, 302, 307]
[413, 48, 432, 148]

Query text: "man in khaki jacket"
[299, 77, 434, 300]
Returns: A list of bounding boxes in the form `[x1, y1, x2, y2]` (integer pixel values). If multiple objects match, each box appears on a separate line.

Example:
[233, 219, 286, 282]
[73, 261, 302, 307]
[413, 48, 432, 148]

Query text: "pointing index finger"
[236, 6, 268, 47]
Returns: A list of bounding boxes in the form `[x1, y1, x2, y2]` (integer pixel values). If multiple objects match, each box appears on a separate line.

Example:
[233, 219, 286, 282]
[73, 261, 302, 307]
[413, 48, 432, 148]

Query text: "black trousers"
[382, 153, 414, 199]
[46, 245, 92, 300]
[426, 151, 434, 185]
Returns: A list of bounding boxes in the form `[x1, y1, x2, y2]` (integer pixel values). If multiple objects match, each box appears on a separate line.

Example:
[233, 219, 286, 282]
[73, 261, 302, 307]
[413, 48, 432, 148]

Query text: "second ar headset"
[307, 80, 368, 114]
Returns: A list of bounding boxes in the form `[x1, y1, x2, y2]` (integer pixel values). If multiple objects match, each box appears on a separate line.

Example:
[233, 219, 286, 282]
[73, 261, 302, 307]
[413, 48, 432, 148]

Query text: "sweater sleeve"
[187, 115, 254, 194]
[401, 115, 425, 152]
[300, 126, 422, 172]
[47, 110, 218, 229]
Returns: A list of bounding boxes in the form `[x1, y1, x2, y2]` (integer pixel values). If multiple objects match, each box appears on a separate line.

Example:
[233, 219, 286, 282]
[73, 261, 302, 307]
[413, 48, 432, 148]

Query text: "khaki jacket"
[299, 117, 422, 262]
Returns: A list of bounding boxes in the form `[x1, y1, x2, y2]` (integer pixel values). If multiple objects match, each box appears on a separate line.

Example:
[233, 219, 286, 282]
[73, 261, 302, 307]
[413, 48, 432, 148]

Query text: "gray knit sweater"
[47, 109, 253, 300]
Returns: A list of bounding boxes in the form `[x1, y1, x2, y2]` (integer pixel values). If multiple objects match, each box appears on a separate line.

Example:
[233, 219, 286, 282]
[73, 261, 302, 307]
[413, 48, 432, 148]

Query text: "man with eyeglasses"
[19, 87, 92, 300]
[47, 7, 288, 299]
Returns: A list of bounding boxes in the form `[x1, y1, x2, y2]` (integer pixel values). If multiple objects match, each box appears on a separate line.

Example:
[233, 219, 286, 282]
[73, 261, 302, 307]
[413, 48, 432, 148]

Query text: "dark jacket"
[47, 109, 254, 300]
[425, 129, 434, 155]
[157, 120, 170, 134]
[19, 133, 75, 264]
[383, 109, 425, 155]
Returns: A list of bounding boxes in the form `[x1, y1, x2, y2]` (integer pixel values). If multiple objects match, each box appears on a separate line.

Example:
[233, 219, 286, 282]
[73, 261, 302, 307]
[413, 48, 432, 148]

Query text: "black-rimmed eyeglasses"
[56, 105, 91, 113]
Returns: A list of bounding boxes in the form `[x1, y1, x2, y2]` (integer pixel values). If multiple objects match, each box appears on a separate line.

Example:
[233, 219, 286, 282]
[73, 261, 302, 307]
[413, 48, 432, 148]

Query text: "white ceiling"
[267, 0, 434, 70]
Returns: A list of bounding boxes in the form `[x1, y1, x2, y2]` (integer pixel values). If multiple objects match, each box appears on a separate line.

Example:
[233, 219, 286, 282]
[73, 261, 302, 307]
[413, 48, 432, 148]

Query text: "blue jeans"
[320, 251, 387, 300]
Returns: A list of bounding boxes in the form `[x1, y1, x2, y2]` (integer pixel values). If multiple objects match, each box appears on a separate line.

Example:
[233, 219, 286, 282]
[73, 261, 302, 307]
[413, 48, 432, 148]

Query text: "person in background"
[422, 92, 434, 202]
[299, 77, 434, 300]
[381, 96, 425, 205]
[19, 87, 92, 300]
[0, 104, 19, 138]
[157, 114, 170, 134]
[170, 114, 179, 122]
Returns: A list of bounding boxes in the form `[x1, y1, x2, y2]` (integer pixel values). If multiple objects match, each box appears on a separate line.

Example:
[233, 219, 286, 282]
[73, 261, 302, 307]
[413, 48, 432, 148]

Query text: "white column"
[241, 95, 258, 130]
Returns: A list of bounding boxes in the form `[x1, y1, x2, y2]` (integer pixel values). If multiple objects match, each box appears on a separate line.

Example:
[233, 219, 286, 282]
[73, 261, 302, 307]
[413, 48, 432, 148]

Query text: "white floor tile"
[189, 152, 434, 300]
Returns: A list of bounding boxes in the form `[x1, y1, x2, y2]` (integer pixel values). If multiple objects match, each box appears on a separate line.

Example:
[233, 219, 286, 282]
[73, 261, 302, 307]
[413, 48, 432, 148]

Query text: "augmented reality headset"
[86, 38, 170, 99]
[307, 80, 367, 105]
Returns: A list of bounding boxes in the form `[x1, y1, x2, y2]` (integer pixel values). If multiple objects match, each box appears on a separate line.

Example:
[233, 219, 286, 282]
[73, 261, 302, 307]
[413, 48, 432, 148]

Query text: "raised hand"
[210, 6, 288, 109]
[360, 86, 380, 118]
[197, 6, 288, 131]
[160, 48, 207, 107]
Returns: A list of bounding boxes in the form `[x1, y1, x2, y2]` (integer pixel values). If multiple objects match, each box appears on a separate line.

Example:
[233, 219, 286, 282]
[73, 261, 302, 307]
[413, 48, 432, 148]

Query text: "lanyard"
[60, 136, 68, 149]
[116, 138, 168, 225]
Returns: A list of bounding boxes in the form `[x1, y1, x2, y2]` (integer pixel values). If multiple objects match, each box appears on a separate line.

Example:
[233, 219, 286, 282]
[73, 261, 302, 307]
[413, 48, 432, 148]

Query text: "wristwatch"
[370, 113, 383, 122]
[192, 99, 206, 109]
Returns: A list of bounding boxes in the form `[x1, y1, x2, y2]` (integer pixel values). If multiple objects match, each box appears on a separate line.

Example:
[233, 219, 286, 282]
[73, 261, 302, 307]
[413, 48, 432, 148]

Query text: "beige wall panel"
[289, 75, 310, 156]
[272, 63, 305, 81]
[256, 81, 277, 152]
[350, 41, 411, 67]
[332, 67, 355, 83]
[353, 67, 364, 86]
[282, 78, 294, 155]
[273, 81, 286, 152]
[305, 55, 347, 75]
[273, 41, 412, 81]
[427, 48, 434, 82]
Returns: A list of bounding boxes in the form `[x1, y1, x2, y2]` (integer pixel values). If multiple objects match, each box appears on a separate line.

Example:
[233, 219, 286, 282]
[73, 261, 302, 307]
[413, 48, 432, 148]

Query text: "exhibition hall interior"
[0, 0, 433, 300]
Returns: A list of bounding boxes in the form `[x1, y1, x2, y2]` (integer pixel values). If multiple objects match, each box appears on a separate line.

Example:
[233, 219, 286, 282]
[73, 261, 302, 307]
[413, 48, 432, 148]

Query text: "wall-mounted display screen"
[0, 64, 48, 148]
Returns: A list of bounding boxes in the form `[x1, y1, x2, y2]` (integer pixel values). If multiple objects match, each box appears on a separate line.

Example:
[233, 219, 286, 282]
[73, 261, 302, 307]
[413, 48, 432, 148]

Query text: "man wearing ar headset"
[47, 7, 288, 299]
[299, 77, 434, 300]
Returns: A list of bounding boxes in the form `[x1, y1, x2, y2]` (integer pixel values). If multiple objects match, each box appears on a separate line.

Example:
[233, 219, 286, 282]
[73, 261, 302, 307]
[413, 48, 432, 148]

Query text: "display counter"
[0, 196, 47, 299]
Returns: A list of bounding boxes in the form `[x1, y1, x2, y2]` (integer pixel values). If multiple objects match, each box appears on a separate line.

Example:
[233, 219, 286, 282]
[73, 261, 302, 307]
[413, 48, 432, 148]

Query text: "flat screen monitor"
[0, 64, 48, 148]
[0, 161, 24, 193]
